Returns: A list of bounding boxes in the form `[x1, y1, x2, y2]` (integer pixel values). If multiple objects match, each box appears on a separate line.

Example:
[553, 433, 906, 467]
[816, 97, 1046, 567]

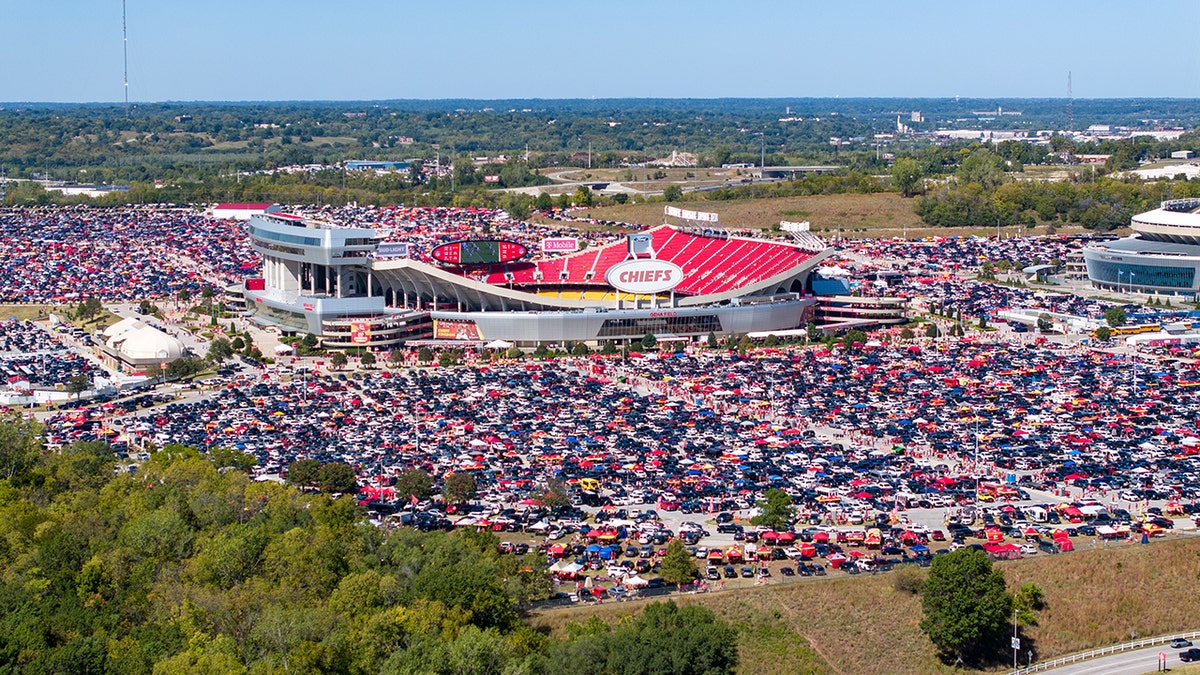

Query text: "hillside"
[530, 537, 1200, 675]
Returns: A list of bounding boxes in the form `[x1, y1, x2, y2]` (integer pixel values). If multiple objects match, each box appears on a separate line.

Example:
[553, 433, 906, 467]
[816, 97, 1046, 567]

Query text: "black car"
[779, 566, 794, 576]
[740, 566, 755, 578]
[1181, 648, 1200, 662]
[723, 565, 737, 578]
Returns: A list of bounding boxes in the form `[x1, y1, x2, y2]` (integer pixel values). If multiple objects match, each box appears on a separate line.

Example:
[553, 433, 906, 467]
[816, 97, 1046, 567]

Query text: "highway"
[1039, 643, 1189, 674]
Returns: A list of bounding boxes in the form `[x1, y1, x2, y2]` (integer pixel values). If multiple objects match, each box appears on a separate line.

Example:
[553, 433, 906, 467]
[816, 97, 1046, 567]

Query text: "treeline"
[915, 175, 1200, 230]
[0, 418, 737, 674]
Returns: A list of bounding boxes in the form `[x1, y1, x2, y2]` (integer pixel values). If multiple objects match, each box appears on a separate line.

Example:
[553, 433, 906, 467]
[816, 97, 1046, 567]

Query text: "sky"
[3, 0, 1198, 102]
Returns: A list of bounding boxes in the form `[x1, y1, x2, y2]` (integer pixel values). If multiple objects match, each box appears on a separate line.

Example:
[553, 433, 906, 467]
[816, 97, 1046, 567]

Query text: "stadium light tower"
[122, 0, 129, 117]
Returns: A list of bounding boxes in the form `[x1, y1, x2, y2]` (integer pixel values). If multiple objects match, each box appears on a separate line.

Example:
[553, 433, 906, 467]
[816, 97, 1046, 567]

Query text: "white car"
[784, 547, 802, 559]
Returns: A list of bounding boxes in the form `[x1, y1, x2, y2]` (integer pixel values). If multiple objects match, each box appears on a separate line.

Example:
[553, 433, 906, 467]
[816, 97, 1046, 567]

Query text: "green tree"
[658, 539, 698, 586]
[925, 323, 940, 338]
[706, 331, 718, 348]
[0, 414, 42, 481]
[573, 185, 594, 207]
[207, 337, 234, 363]
[533, 344, 550, 359]
[329, 351, 348, 370]
[286, 458, 321, 487]
[177, 288, 191, 305]
[396, 468, 434, 502]
[317, 462, 358, 493]
[891, 157, 924, 197]
[230, 336, 246, 351]
[640, 331, 658, 351]
[1037, 313, 1053, 333]
[957, 149, 1008, 190]
[417, 346, 434, 363]
[1094, 325, 1112, 342]
[66, 373, 90, 398]
[900, 326, 915, 341]
[302, 332, 319, 349]
[662, 185, 683, 202]
[360, 351, 377, 368]
[842, 329, 868, 351]
[750, 488, 795, 531]
[535, 191, 553, 211]
[600, 340, 618, 355]
[920, 548, 1014, 665]
[1104, 306, 1127, 327]
[571, 342, 591, 356]
[443, 472, 477, 504]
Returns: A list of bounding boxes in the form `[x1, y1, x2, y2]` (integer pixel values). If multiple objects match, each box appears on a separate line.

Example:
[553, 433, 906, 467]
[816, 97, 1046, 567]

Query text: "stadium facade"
[1083, 199, 1200, 296]
[236, 210, 838, 347]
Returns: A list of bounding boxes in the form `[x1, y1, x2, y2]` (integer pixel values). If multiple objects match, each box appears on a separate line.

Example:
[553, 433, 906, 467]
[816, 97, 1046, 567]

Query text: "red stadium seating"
[462, 225, 817, 296]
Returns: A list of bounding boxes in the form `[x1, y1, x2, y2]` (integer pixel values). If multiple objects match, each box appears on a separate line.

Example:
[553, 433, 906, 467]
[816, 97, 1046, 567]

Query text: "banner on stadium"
[375, 242, 411, 258]
[433, 319, 483, 341]
[350, 322, 371, 345]
[664, 205, 719, 222]
[541, 237, 579, 253]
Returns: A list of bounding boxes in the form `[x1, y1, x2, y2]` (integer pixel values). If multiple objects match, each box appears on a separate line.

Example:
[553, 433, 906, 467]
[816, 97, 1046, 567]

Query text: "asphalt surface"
[1041, 643, 1193, 674]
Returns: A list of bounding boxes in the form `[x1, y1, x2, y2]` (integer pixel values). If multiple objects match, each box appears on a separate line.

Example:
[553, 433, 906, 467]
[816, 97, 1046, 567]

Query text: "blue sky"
[4, 0, 1198, 102]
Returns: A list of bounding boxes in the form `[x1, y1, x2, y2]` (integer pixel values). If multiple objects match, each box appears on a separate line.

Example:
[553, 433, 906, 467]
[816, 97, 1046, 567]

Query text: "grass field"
[569, 192, 1094, 239]
[0, 305, 52, 321]
[529, 537, 1200, 675]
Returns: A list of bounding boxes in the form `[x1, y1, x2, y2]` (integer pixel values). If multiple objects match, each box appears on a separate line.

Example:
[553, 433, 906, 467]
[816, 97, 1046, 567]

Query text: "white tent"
[485, 339, 514, 349]
[274, 343, 294, 355]
[624, 575, 650, 587]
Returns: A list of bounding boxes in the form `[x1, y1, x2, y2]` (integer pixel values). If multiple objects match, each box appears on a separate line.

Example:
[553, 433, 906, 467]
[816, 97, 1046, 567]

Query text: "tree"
[900, 326, 915, 341]
[533, 344, 550, 359]
[302, 332, 319, 349]
[286, 458, 321, 487]
[0, 414, 42, 481]
[751, 488, 795, 530]
[534, 191, 553, 211]
[957, 149, 1008, 190]
[231, 336, 246, 351]
[658, 540, 698, 586]
[1037, 313, 1053, 333]
[977, 314, 989, 330]
[573, 185, 594, 207]
[177, 289, 191, 305]
[388, 349, 404, 365]
[640, 331, 658, 351]
[662, 185, 683, 202]
[600, 340, 618, 355]
[706, 331, 718, 348]
[443, 472, 477, 504]
[360, 351, 377, 368]
[329, 351, 348, 370]
[920, 548, 1014, 665]
[396, 468, 434, 502]
[1094, 326, 1112, 342]
[570, 342, 590, 356]
[66, 374, 90, 398]
[891, 157, 924, 197]
[207, 337, 234, 363]
[925, 323, 940, 338]
[317, 462, 358, 493]
[1104, 306, 1127, 327]
[417, 346, 434, 363]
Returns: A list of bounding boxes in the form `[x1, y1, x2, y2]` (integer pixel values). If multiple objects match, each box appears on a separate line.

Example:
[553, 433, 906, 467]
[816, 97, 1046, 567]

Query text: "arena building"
[236, 208, 839, 347]
[1083, 199, 1200, 296]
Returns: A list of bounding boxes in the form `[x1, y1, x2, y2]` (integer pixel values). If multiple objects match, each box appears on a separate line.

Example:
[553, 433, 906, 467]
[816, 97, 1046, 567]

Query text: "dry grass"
[0, 305, 51, 321]
[574, 193, 1090, 239]
[528, 538, 1200, 675]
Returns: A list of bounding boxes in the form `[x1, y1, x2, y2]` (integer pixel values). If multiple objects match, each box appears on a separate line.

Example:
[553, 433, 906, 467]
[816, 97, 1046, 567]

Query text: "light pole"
[1012, 609, 1019, 673]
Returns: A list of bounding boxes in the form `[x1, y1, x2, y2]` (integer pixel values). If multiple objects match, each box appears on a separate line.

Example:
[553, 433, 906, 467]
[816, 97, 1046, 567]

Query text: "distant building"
[344, 160, 411, 172]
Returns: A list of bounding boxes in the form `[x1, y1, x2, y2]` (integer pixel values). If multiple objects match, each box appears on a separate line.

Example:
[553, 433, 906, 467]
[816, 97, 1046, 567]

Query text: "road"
[1040, 643, 1190, 674]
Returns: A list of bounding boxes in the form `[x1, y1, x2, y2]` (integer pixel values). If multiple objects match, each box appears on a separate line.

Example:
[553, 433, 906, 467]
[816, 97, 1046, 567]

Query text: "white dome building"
[100, 318, 187, 372]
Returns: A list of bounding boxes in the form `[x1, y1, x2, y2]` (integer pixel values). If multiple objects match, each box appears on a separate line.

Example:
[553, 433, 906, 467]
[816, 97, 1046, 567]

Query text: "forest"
[0, 417, 737, 675]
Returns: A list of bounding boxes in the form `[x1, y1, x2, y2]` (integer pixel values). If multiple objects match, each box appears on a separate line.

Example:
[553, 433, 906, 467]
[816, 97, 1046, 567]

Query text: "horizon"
[4, 0, 1197, 103]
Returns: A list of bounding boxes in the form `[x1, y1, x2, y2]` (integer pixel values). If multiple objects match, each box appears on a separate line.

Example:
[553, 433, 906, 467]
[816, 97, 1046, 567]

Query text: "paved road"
[1041, 644, 1189, 674]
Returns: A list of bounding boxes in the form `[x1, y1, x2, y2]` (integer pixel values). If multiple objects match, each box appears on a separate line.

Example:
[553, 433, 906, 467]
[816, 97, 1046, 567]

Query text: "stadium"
[233, 207, 843, 347]
[1083, 199, 1200, 296]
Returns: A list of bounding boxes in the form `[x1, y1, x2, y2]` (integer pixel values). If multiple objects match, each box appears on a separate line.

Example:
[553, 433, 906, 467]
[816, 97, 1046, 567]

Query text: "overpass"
[758, 165, 841, 179]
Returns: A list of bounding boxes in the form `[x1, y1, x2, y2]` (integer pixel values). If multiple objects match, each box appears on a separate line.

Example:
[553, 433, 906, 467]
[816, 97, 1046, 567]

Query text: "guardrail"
[1013, 630, 1200, 673]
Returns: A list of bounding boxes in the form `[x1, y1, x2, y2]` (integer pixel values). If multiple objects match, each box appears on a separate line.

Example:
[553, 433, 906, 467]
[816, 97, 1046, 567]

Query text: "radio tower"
[123, 0, 130, 118]
[1066, 71, 1073, 132]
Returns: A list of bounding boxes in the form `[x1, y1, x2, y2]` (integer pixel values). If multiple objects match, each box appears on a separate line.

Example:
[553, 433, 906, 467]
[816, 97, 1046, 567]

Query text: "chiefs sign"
[605, 259, 684, 294]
